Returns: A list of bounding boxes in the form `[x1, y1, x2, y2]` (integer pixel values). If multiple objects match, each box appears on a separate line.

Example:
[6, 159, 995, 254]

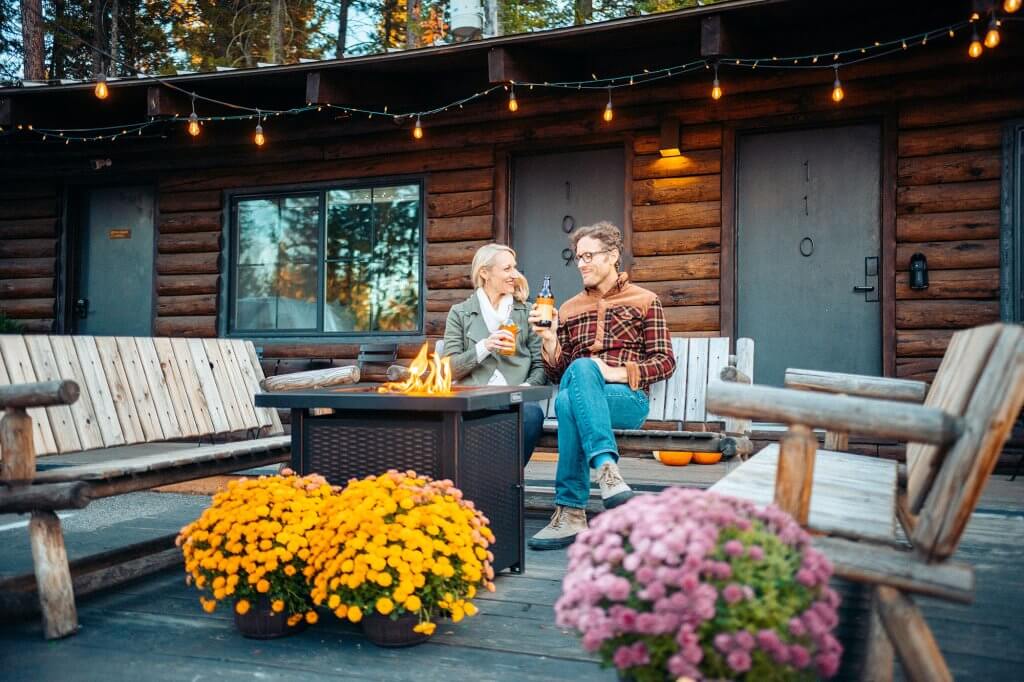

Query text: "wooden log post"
[874, 585, 952, 682]
[862, 587, 895, 682]
[774, 424, 816, 525]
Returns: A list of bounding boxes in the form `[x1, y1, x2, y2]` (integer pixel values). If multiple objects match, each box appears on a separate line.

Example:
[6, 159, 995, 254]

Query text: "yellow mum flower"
[376, 572, 393, 587]
[404, 595, 422, 612]
[328, 594, 341, 609]
[347, 606, 363, 623]
[256, 579, 270, 594]
[272, 599, 285, 613]
[412, 621, 436, 635]
[235, 599, 251, 615]
[305, 611, 318, 625]
[464, 602, 478, 617]
[376, 597, 394, 615]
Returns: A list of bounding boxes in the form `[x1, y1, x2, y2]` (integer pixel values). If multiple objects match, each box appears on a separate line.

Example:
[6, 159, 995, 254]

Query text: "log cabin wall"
[0, 182, 61, 333]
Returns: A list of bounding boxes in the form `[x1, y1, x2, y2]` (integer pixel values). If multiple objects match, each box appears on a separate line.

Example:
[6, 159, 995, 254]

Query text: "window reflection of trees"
[233, 185, 421, 334]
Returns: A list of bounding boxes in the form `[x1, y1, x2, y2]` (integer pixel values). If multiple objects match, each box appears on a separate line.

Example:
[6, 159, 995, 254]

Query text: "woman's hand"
[482, 329, 515, 355]
[589, 357, 629, 384]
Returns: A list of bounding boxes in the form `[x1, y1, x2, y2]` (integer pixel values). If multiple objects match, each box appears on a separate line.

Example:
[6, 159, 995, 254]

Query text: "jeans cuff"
[586, 449, 620, 467]
[554, 497, 589, 510]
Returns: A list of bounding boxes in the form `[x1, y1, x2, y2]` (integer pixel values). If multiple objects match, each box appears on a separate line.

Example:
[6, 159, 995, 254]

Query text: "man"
[527, 221, 676, 550]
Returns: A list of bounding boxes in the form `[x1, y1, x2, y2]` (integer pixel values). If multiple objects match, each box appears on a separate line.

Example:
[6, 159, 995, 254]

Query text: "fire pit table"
[255, 384, 551, 574]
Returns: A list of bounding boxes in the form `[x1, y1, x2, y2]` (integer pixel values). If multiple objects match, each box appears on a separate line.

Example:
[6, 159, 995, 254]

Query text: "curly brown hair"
[569, 221, 624, 268]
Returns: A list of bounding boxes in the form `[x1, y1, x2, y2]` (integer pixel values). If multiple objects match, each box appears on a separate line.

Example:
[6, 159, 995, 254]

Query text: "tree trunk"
[48, 0, 65, 79]
[485, 0, 500, 38]
[335, 0, 350, 58]
[574, 0, 592, 26]
[20, 0, 46, 80]
[269, 0, 284, 63]
[108, 0, 118, 75]
[91, 0, 105, 77]
[406, 0, 421, 49]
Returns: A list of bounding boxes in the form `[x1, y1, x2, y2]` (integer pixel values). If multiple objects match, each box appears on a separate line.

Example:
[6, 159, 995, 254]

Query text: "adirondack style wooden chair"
[0, 334, 289, 639]
[704, 323, 1024, 681]
[538, 336, 756, 459]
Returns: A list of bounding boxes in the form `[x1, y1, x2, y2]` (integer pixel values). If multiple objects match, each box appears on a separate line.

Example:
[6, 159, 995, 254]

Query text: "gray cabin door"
[74, 186, 155, 335]
[512, 148, 625, 304]
[736, 125, 881, 387]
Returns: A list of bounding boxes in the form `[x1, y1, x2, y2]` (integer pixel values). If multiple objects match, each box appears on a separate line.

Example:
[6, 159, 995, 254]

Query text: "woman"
[443, 243, 547, 465]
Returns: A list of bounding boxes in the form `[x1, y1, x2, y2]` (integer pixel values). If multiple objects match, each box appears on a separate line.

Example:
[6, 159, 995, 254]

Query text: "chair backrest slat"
[647, 373, 668, 421]
[24, 335, 81, 453]
[704, 337, 730, 423]
[134, 337, 183, 441]
[241, 340, 284, 435]
[112, 336, 165, 442]
[187, 339, 231, 434]
[90, 336, 145, 445]
[727, 338, 756, 435]
[153, 337, 201, 438]
[0, 335, 59, 455]
[72, 336, 126, 448]
[47, 335, 105, 451]
[171, 338, 217, 435]
[684, 338, 710, 422]
[216, 340, 261, 430]
[663, 338, 690, 422]
[201, 339, 248, 433]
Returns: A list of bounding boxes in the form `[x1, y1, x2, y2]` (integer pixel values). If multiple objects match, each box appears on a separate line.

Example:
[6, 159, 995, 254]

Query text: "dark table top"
[255, 383, 553, 412]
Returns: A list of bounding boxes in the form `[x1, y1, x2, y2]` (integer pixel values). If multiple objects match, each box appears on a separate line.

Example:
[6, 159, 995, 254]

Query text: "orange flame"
[378, 343, 453, 395]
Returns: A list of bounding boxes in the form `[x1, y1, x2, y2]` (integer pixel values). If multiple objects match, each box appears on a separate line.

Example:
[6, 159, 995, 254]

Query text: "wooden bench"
[0, 335, 289, 639]
[705, 323, 1024, 681]
[538, 337, 755, 458]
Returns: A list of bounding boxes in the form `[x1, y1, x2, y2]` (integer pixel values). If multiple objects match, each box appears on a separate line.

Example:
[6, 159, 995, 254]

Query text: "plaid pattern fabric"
[545, 277, 676, 391]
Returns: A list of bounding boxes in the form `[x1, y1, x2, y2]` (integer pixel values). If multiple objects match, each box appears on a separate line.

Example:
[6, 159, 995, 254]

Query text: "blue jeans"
[554, 359, 649, 509]
[522, 402, 544, 467]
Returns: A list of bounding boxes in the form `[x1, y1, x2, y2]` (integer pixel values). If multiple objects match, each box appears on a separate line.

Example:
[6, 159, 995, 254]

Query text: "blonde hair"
[470, 243, 529, 302]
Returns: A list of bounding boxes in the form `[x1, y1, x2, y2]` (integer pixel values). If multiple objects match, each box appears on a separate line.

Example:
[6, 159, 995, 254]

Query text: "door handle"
[853, 286, 875, 293]
[74, 298, 89, 319]
[856, 257, 880, 302]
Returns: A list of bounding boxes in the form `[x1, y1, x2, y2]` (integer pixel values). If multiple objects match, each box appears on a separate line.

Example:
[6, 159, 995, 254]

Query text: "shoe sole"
[602, 490, 635, 510]
[527, 534, 578, 551]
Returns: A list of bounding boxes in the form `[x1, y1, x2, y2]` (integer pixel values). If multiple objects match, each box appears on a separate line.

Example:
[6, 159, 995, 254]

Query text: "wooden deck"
[1, 469, 1021, 680]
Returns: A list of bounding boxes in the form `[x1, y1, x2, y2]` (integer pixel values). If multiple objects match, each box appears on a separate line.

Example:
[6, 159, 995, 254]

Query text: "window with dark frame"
[1003, 122, 1024, 323]
[228, 182, 423, 337]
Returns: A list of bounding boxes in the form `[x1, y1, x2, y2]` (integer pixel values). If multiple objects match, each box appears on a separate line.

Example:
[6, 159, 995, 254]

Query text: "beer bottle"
[499, 316, 518, 356]
[535, 275, 555, 328]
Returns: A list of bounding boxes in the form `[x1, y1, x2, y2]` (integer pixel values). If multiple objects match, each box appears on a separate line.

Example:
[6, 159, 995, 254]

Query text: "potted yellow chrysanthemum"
[306, 469, 496, 647]
[176, 471, 337, 638]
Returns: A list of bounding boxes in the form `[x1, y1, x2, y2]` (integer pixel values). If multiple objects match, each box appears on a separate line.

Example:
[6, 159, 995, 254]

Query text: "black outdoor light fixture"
[659, 116, 681, 157]
[909, 252, 929, 290]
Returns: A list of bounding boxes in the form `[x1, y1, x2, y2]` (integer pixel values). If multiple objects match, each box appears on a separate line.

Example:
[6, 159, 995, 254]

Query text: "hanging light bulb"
[508, 84, 518, 112]
[1005, 0, 1021, 13]
[413, 115, 423, 139]
[253, 113, 265, 146]
[969, 26, 984, 58]
[602, 88, 613, 123]
[831, 65, 845, 103]
[984, 17, 1001, 48]
[711, 64, 722, 100]
[187, 93, 200, 137]
[94, 74, 109, 100]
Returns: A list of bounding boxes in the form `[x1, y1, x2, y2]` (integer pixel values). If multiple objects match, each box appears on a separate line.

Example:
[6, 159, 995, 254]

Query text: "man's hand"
[590, 357, 629, 384]
[529, 306, 559, 358]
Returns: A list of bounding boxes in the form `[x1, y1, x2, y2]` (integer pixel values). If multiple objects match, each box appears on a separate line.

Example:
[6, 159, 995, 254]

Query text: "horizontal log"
[0, 277, 54, 299]
[428, 168, 494, 194]
[426, 240, 490, 266]
[0, 218, 57, 239]
[157, 231, 221, 254]
[633, 124, 722, 154]
[158, 190, 221, 213]
[0, 183, 56, 201]
[784, 368, 928, 403]
[424, 311, 448, 337]
[158, 211, 221, 234]
[896, 181, 1000, 214]
[0, 197, 56, 220]
[632, 174, 721, 205]
[897, 358, 943, 382]
[425, 288, 472, 312]
[640, 279, 719, 307]
[153, 315, 216, 337]
[633, 150, 721, 180]
[630, 253, 720, 282]
[0, 380, 78, 409]
[896, 210, 1000, 242]
[0, 298, 54, 318]
[899, 93, 1024, 129]
[895, 240, 999, 270]
[897, 150, 1000, 186]
[895, 300, 999, 330]
[0, 238, 55, 259]
[896, 329, 953, 358]
[706, 382, 961, 446]
[812, 536, 974, 604]
[0, 258, 54, 279]
[157, 252, 219, 276]
[156, 294, 217, 317]
[895, 268, 999, 300]
[633, 201, 720, 232]
[0, 481, 92, 513]
[426, 190, 493, 218]
[898, 122, 1002, 158]
[427, 215, 493, 243]
[260, 365, 359, 391]
[156, 274, 220, 296]
[426, 264, 472, 289]
[632, 227, 720, 256]
[17, 319, 53, 333]
[663, 305, 719, 332]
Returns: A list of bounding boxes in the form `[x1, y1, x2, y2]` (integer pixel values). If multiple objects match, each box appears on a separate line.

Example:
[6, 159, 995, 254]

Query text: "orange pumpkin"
[693, 451, 722, 465]
[653, 450, 693, 466]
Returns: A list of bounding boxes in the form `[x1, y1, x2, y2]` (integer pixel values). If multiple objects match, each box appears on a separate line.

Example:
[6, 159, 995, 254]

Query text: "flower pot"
[233, 597, 307, 639]
[361, 612, 431, 648]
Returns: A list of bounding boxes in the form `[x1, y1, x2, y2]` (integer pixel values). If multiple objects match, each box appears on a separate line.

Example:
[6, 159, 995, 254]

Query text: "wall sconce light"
[659, 117, 681, 157]
[909, 252, 929, 290]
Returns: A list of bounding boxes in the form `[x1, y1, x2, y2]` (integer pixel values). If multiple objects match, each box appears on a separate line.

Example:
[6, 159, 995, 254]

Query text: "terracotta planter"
[233, 597, 307, 639]
[361, 612, 431, 648]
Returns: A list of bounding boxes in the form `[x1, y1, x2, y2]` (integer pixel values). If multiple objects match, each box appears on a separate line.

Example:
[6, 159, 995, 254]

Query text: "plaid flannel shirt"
[544, 273, 676, 392]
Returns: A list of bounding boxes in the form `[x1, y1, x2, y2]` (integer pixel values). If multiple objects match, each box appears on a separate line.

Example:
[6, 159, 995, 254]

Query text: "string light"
[413, 115, 423, 139]
[711, 64, 723, 100]
[94, 74, 108, 100]
[602, 88, 613, 122]
[187, 93, 200, 137]
[984, 16, 1001, 48]
[508, 84, 518, 112]
[831, 65, 845, 103]
[1006, 0, 1021, 13]
[253, 112, 265, 146]
[969, 26, 984, 57]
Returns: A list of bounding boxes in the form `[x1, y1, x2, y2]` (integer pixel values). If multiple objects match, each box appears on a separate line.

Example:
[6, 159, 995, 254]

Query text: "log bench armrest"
[706, 382, 961, 446]
[784, 369, 928, 403]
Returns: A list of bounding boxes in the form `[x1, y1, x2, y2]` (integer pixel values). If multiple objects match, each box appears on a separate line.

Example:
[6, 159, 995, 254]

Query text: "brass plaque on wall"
[108, 229, 131, 239]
